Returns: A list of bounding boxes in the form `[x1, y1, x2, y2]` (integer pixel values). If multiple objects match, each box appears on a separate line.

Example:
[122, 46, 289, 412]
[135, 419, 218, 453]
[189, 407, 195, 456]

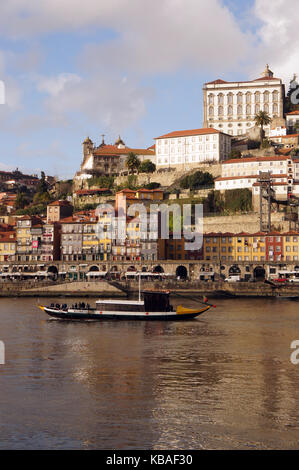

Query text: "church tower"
[82, 137, 93, 162]
[261, 64, 274, 78]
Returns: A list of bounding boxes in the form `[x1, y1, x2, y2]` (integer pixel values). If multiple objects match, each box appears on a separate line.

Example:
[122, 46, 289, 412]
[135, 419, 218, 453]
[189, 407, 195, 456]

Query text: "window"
[208, 94, 214, 105]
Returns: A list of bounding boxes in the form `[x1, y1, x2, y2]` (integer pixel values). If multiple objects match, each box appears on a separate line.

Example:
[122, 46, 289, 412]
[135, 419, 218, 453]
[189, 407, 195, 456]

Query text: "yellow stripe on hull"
[176, 305, 210, 315]
[39, 305, 45, 311]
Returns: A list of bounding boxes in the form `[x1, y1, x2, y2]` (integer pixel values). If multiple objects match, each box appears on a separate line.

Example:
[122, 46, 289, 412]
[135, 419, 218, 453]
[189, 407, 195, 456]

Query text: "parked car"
[273, 278, 287, 283]
[224, 275, 241, 282]
[289, 277, 299, 283]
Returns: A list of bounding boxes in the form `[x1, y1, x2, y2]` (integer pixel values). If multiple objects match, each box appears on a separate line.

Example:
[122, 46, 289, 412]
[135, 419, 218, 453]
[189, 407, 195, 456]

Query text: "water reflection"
[0, 297, 299, 449]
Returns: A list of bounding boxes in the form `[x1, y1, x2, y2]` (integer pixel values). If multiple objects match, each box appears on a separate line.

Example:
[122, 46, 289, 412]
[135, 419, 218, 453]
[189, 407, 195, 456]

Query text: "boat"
[39, 290, 214, 321]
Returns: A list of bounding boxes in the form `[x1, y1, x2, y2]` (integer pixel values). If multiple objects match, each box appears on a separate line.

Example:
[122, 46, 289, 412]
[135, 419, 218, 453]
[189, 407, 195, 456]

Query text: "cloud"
[253, 0, 299, 86]
[41, 73, 150, 134]
[37, 73, 82, 96]
[5, 0, 252, 135]
[80, 0, 251, 76]
[0, 1, 251, 74]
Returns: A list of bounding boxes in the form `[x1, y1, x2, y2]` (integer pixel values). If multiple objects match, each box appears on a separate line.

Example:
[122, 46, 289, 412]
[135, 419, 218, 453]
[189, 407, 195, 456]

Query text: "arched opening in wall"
[109, 265, 120, 280]
[47, 265, 58, 280]
[89, 265, 99, 272]
[153, 265, 164, 274]
[229, 265, 241, 275]
[142, 266, 148, 272]
[127, 265, 136, 272]
[176, 265, 188, 279]
[254, 266, 266, 280]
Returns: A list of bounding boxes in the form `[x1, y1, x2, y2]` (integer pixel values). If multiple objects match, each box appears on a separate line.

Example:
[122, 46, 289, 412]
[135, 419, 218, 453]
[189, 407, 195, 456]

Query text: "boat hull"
[40, 305, 210, 321]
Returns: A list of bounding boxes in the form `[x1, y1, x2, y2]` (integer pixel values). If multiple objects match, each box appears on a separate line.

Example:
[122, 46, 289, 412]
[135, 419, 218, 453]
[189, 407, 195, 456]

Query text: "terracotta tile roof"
[0, 231, 16, 242]
[223, 156, 289, 164]
[137, 188, 163, 193]
[253, 76, 280, 81]
[93, 146, 155, 156]
[48, 200, 72, 207]
[155, 128, 227, 139]
[205, 77, 280, 86]
[252, 182, 286, 186]
[216, 174, 288, 181]
[205, 79, 228, 85]
[204, 231, 299, 237]
[60, 213, 97, 224]
[273, 133, 299, 139]
[117, 188, 162, 194]
[286, 110, 299, 115]
[116, 189, 136, 194]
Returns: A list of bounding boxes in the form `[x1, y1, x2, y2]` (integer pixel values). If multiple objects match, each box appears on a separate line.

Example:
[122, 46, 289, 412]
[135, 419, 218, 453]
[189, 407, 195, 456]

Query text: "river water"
[0, 296, 299, 449]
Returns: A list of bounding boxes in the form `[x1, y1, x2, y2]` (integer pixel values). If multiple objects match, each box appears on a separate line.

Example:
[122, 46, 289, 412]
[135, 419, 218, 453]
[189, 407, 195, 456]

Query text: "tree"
[139, 159, 156, 174]
[14, 192, 30, 210]
[254, 111, 272, 147]
[180, 171, 214, 190]
[144, 182, 160, 190]
[37, 171, 48, 194]
[229, 149, 242, 159]
[126, 152, 141, 174]
[87, 175, 114, 189]
[33, 191, 52, 204]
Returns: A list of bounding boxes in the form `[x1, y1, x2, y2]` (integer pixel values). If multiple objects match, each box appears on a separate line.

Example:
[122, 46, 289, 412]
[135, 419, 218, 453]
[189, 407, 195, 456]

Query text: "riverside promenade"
[0, 279, 298, 298]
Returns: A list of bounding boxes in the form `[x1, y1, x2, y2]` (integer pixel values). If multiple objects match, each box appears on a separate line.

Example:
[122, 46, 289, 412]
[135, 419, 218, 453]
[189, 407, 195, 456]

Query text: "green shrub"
[180, 171, 214, 190]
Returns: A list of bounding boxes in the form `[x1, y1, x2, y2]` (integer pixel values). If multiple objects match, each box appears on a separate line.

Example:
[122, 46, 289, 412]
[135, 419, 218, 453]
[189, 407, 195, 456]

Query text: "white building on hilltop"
[203, 65, 285, 137]
[155, 128, 231, 169]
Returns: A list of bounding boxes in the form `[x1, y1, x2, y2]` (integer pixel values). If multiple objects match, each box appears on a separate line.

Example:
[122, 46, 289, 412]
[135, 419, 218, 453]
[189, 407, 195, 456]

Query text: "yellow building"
[203, 232, 267, 262]
[202, 231, 299, 263]
[82, 212, 112, 261]
[0, 231, 16, 261]
[283, 232, 299, 262]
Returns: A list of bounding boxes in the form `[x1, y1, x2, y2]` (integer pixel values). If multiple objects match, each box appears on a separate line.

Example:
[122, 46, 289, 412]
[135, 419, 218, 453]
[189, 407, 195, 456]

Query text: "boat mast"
[138, 272, 141, 302]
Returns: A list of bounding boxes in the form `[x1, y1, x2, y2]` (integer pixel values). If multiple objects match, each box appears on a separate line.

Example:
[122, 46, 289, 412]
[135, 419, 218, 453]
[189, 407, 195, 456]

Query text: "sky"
[0, 0, 297, 179]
